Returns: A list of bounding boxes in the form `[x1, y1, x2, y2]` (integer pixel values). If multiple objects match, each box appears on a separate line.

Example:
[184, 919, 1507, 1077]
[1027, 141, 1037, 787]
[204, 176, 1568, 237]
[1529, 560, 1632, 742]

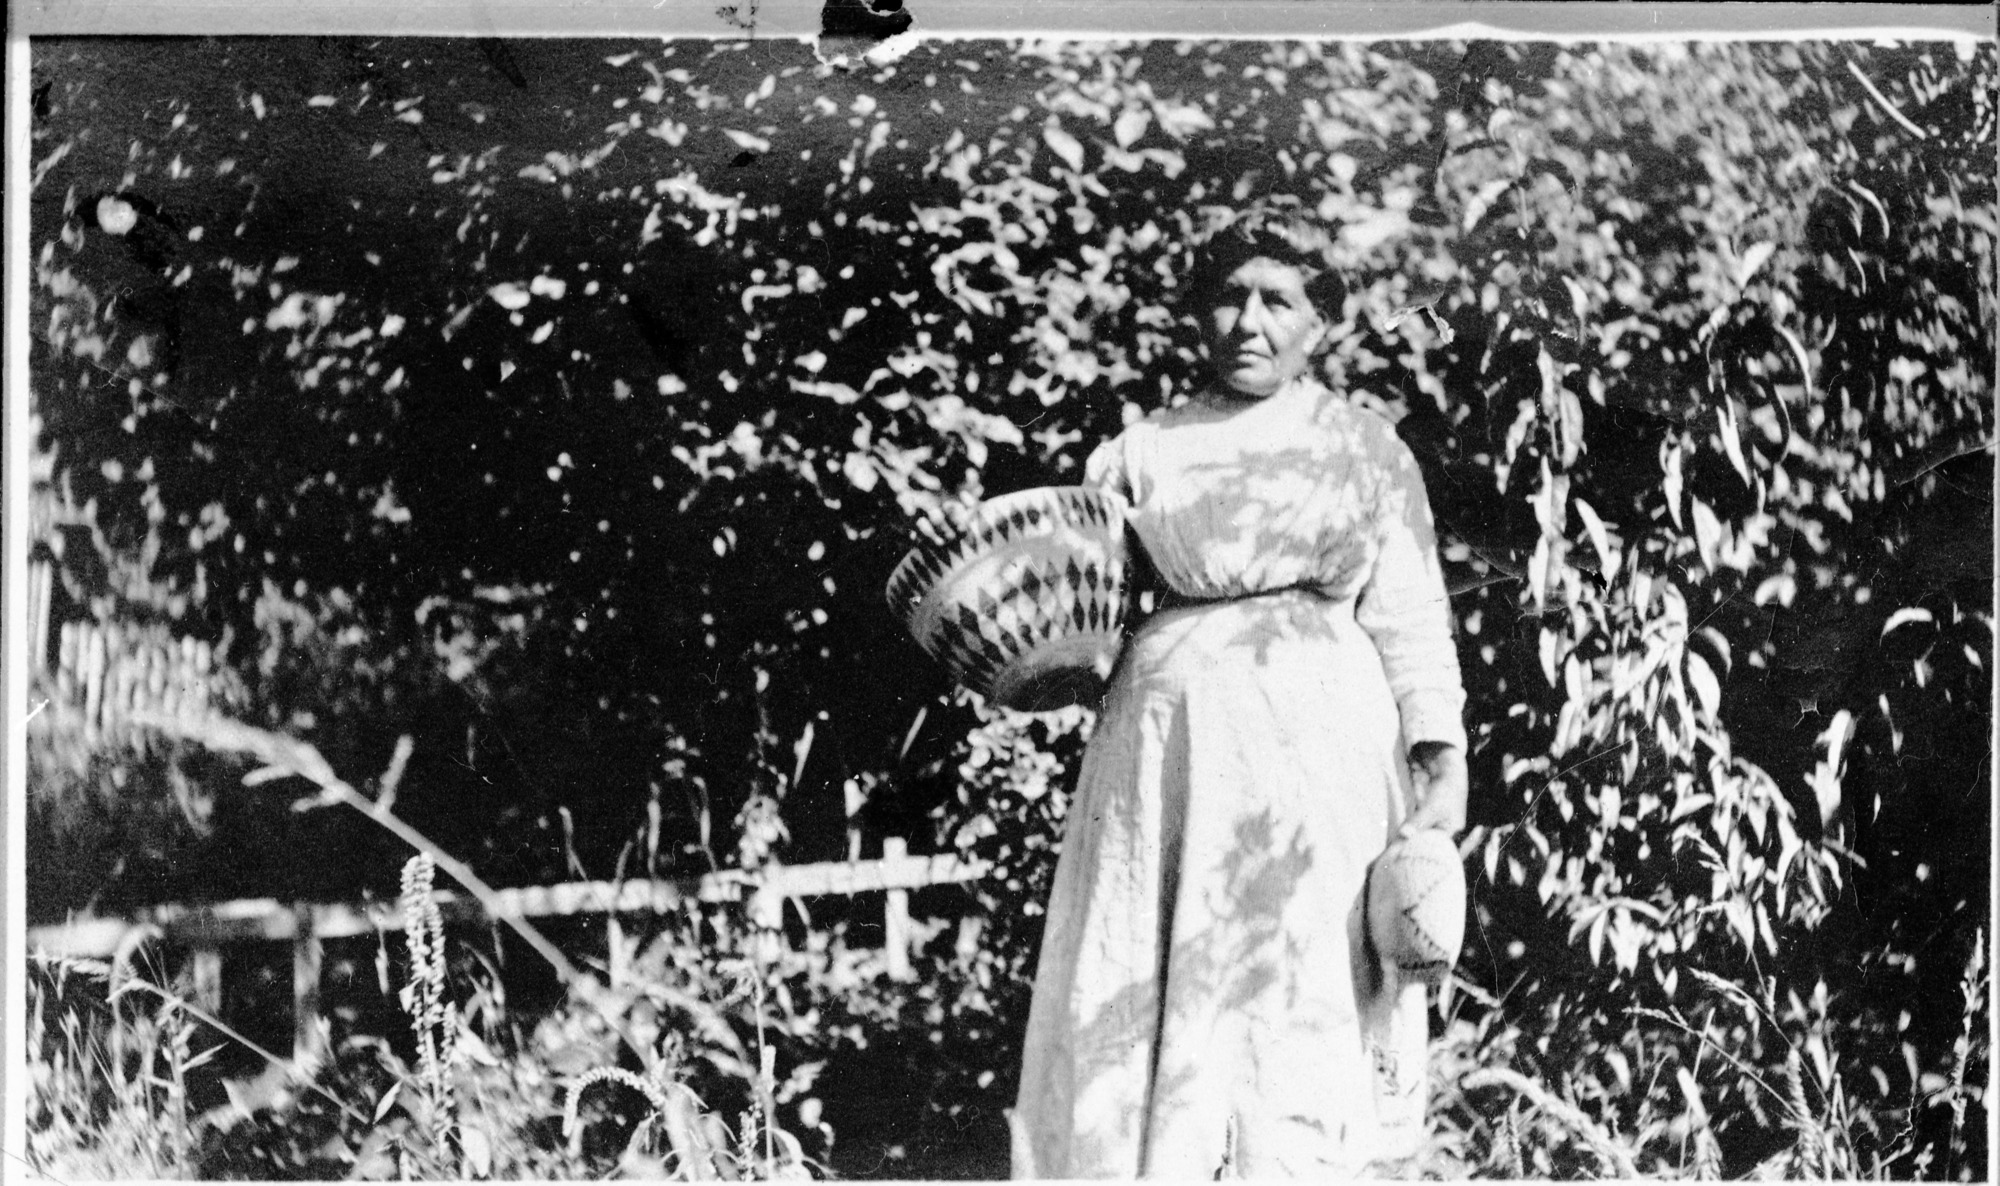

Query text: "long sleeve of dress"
[1355, 434, 1467, 752]
[1083, 432, 1134, 499]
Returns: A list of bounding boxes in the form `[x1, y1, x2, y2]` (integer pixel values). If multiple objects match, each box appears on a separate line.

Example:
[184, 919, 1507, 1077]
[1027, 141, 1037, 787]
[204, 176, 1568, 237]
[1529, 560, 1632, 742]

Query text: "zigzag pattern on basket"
[884, 487, 1124, 617]
[1366, 831, 1466, 985]
[885, 486, 1130, 708]
[930, 556, 1122, 699]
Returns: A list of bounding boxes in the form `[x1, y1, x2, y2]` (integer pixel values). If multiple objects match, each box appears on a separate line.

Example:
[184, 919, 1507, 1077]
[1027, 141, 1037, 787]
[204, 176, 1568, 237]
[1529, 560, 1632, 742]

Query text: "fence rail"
[23, 599, 988, 1065]
[29, 840, 989, 1063]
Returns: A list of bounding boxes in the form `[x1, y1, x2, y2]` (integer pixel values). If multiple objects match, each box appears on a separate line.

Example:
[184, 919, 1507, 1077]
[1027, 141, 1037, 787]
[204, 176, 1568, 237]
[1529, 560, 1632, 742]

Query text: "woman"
[1012, 207, 1469, 1179]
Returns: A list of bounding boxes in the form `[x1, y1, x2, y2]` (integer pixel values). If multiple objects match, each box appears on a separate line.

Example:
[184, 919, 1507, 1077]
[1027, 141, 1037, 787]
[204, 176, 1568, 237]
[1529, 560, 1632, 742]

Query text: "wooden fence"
[53, 619, 222, 733]
[24, 565, 989, 1065]
[28, 840, 989, 1063]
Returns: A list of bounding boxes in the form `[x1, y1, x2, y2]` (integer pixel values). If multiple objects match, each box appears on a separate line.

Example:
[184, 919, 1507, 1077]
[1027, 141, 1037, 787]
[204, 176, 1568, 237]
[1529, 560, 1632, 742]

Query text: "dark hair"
[1186, 202, 1348, 315]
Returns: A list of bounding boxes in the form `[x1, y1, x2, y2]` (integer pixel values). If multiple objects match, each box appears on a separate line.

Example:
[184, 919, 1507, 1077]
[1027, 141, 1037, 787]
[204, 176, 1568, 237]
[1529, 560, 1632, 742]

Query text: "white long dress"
[1012, 377, 1468, 1179]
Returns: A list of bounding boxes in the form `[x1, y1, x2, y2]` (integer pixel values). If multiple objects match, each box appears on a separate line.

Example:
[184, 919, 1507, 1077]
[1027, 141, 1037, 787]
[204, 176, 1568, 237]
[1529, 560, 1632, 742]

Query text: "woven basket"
[1365, 830, 1467, 985]
[886, 487, 1131, 712]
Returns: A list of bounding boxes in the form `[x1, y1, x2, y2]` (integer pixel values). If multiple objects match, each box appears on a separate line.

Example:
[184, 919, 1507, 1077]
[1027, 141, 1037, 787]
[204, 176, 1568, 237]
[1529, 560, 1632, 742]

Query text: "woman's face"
[1202, 256, 1329, 398]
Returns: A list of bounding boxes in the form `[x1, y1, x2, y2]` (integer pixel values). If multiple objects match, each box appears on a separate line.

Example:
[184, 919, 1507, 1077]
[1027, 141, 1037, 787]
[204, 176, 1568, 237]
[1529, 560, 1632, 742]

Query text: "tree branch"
[1448, 570, 1520, 597]
[1891, 430, 1996, 487]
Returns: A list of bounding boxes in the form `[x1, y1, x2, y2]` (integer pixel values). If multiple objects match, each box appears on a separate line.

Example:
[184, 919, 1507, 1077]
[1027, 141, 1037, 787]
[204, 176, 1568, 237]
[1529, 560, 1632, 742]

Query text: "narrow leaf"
[374, 1080, 404, 1124]
[1042, 125, 1084, 172]
[1687, 652, 1722, 719]
[1573, 498, 1615, 574]
[1881, 606, 1934, 636]
[1689, 499, 1723, 571]
[1734, 241, 1776, 289]
[1717, 404, 1752, 485]
[1662, 443, 1685, 530]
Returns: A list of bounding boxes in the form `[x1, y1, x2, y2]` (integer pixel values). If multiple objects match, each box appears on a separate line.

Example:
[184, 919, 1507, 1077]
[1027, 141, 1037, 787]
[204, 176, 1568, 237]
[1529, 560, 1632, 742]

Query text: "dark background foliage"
[26, 35, 1993, 1179]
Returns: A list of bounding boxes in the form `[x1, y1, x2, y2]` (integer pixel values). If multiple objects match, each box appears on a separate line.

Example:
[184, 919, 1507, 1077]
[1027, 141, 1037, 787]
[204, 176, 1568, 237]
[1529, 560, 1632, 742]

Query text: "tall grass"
[28, 954, 198, 1179]
[25, 897, 824, 1179]
[1424, 936, 1991, 1181]
[29, 712, 979, 1178]
[33, 922, 1987, 1179]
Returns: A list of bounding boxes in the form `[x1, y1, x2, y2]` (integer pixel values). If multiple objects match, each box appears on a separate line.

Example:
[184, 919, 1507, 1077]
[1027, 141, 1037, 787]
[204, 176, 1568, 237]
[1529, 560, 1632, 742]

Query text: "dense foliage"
[27, 35, 1992, 1178]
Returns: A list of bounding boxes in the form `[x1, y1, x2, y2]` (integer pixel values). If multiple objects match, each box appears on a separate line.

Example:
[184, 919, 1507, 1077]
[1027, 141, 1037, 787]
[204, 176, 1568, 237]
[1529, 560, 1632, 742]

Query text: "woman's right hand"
[1400, 741, 1467, 839]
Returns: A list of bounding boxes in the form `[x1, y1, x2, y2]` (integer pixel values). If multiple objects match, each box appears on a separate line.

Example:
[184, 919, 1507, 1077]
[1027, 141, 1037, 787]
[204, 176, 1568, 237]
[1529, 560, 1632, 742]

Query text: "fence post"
[82, 622, 106, 743]
[749, 883, 785, 966]
[293, 905, 326, 1067]
[883, 838, 912, 981]
[28, 558, 51, 673]
[107, 622, 131, 731]
[844, 778, 865, 863]
[607, 915, 627, 989]
[57, 621, 79, 703]
[955, 914, 983, 961]
[189, 945, 224, 1014]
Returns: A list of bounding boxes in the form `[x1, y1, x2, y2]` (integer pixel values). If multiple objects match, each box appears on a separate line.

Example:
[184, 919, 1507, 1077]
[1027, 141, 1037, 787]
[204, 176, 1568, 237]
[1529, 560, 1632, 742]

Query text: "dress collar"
[1191, 374, 1331, 413]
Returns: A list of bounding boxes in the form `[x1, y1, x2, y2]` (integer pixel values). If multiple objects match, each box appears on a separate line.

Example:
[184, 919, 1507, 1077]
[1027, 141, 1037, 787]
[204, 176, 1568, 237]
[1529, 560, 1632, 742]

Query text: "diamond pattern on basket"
[886, 487, 1131, 710]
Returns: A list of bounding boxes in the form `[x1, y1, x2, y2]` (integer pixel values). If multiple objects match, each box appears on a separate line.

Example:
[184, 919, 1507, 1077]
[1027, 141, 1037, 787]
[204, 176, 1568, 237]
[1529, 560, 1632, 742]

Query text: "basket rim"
[884, 485, 1127, 614]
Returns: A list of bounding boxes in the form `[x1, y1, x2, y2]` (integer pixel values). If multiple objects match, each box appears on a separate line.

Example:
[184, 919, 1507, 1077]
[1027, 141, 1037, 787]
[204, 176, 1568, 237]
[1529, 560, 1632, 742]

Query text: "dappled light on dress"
[1014, 377, 1463, 1178]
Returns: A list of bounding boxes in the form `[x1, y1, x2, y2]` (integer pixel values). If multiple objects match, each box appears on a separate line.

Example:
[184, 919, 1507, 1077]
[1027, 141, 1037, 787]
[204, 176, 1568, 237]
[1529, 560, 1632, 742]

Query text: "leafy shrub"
[26, 34, 1991, 1178]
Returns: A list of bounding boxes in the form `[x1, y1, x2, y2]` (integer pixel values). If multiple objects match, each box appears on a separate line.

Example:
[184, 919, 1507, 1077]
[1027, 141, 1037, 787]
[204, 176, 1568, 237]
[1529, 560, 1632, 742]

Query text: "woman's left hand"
[1400, 741, 1467, 838]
